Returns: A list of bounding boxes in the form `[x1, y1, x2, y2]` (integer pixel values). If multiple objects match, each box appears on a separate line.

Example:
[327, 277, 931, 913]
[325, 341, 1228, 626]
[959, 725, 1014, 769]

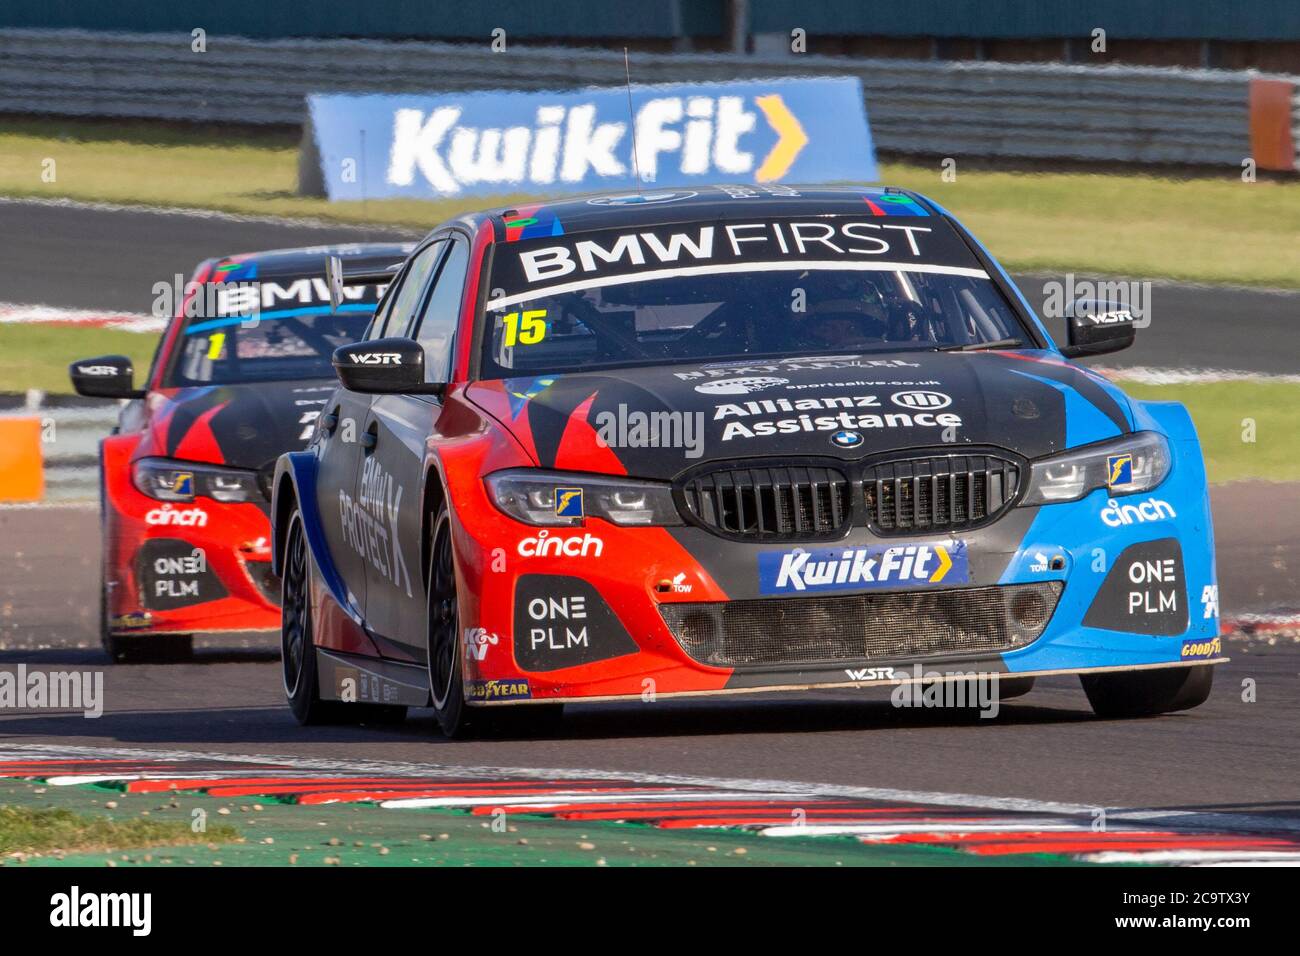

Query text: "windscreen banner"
[301, 77, 875, 200]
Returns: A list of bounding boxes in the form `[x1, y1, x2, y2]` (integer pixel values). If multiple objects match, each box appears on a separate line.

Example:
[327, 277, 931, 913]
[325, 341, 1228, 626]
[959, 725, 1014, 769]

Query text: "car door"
[313, 381, 375, 619]
[314, 244, 441, 620]
[362, 232, 471, 661]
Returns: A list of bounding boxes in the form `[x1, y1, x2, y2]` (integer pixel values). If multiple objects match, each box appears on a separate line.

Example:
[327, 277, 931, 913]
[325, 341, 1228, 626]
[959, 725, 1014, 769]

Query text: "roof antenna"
[623, 48, 644, 195]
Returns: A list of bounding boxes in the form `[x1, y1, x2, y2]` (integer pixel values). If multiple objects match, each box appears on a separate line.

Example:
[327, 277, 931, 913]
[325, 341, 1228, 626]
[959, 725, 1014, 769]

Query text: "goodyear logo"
[466, 679, 532, 702]
[759, 542, 968, 595]
[554, 487, 584, 519]
[1107, 454, 1133, 488]
[309, 78, 875, 201]
[1180, 638, 1222, 660]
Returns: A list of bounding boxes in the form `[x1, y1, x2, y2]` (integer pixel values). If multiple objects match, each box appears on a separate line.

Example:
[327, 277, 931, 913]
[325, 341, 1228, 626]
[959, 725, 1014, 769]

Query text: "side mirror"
[1060, 299, 1137, 358]
[68, 355, 145, 399]
[333, 337, 440, 394]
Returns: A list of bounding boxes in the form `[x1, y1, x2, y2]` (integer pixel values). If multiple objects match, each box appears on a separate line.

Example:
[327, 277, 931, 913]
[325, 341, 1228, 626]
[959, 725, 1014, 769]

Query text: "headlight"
[132, 458, 262, 503]
[484, 469, 683, 527]
[1020, 432, 1171, 506]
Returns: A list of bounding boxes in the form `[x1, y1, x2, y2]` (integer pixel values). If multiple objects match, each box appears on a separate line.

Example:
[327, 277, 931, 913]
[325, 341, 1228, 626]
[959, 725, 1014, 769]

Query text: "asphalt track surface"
[0, 497, 1297, 817]
[2, 198, 1298, 373]
[1, 198, 1298, 837]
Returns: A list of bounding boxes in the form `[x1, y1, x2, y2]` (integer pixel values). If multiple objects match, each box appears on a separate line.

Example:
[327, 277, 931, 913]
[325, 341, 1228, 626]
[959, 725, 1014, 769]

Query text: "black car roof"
[208, 242, 414, 277]
[485, 185, 938, 238]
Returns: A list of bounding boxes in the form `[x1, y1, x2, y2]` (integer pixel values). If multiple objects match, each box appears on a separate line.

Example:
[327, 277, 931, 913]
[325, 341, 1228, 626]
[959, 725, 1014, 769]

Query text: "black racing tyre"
[100, 564, 192, 663]
[101, 603, 193, 664]
[425, 504, 562, 739]
[281, 509, 346, 725]
[1081, 664, 1214, 719]
[426, 505, 471, 737]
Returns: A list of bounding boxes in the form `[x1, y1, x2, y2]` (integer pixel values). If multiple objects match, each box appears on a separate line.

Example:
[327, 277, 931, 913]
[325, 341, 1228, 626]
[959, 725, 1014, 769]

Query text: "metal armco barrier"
[1, 29, 1297, 171]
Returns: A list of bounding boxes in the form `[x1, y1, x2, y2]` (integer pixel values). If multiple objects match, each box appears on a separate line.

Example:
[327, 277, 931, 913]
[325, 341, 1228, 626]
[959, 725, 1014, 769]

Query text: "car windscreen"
[481, 216, 1028, 377]
[164, 273, 385, 386]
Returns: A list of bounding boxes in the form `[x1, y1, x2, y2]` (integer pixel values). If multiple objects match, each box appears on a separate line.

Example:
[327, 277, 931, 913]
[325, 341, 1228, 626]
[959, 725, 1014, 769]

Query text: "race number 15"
[502, 309, 547, 347]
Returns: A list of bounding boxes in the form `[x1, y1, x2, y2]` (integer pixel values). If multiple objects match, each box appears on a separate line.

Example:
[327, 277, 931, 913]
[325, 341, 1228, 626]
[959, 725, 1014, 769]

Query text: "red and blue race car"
[70, 243, 410, 661]
[271, 187, 1221, 736]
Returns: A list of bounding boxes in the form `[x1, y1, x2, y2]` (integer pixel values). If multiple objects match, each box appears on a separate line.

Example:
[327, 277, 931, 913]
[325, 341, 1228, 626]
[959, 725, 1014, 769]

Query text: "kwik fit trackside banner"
[304, 77, 875, 200]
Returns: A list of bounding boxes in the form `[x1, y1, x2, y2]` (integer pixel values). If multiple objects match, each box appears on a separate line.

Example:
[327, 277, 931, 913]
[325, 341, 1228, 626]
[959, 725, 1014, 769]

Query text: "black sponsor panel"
[513, 575, 639, 672]
[136, 538, 227, 610]
[492, 216, 983, 300]
[1083, 538, 1187, 635]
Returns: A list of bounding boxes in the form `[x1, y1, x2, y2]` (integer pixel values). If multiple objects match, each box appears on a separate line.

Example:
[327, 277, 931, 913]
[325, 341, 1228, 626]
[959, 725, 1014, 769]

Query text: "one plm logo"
[759, 541, 968, 594]
[694, 376, 789, 395]
[1107, 454, 1133, 487]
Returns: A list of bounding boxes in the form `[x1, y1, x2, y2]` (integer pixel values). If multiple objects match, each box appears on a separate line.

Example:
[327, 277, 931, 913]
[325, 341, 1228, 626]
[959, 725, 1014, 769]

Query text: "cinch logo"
[1100, 497, 1176, 527]
[144, 504, 208, 527]
[759, 542, 968, 594]
[517, 530, 604, 558]
[1181, 638, 1222, 660]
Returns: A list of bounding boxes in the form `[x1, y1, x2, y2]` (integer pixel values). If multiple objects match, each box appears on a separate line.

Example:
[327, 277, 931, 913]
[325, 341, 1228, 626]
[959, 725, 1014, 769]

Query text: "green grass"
[1116, 379, 1300, 483]
[0, 324, 158, 394]
[0, 804, 238, 856]
[1, 115, 1298, 286]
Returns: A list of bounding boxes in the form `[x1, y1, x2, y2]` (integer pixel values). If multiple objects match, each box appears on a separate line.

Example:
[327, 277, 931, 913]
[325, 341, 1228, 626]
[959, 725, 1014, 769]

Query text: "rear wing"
[324, 256, 403, 312]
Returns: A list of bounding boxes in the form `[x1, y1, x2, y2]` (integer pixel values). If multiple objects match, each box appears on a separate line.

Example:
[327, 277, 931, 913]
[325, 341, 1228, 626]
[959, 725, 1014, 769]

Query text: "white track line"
[379, 790, 800, 809]
[1097, 365, 1300, 385]
[0, 301, 163, 333]
[2, 742, 1296, 838]
[761, 820, 1096, 838]
[0, 195, 419, 235]
[1083, 850, 1300, 865]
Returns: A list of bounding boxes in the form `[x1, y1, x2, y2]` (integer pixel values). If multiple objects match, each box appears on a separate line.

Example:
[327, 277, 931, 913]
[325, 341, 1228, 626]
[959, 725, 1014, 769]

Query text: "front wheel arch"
[271, 472, 298, 578]
[418, 467, 447, 601]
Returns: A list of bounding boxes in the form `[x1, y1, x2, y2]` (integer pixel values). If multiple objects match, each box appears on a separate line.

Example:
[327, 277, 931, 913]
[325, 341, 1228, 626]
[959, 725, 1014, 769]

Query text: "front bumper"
[455, 453, 1220, 705]
[103, 450, 280, 636]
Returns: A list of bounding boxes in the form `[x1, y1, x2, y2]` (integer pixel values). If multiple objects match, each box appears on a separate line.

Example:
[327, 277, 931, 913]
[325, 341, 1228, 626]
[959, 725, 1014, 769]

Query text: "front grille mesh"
[681, 465, 849, 540]
[863, 454, 1018, 535]
[659, 582, 1062, 668]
